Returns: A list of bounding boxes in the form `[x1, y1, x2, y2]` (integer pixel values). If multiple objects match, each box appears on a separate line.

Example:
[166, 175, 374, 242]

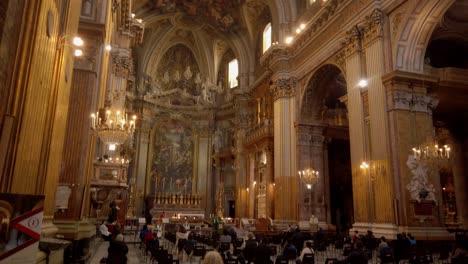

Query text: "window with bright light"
[263, 23, 272, 53]
[228, 59, 238, 88]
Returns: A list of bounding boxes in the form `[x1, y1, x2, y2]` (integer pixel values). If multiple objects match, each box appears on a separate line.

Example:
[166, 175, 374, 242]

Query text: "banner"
[0, 194, 44, 264]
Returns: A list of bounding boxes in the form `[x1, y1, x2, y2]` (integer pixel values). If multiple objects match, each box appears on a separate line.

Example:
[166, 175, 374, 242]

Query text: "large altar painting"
[151, 119, 194, 194]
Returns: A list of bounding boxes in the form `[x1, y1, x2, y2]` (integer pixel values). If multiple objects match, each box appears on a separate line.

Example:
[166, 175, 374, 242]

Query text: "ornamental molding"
[270, 78, 296, 101]
[387, 91, 439, 114]
[260, 45, 291, 70]
[343, 25, 363, 57]
[362, 9, 385, 47]
[112, 50, 133, 79]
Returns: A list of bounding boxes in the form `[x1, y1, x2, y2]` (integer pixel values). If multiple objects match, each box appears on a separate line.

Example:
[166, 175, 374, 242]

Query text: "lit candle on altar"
[90, 113, 96, 128]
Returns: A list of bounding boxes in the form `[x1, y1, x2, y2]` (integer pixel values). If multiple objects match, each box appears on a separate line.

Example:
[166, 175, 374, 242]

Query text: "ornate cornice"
[343, 25, 363, 57]
[260, 45, 292, 73]
[386, 92, 439, 114]
[270, 78, 296, 101]
[362, 9, 385, 47]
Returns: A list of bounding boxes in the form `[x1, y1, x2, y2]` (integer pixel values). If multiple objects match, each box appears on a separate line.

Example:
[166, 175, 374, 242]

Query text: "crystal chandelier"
[90, 108, 136, 147]
[298, 169, 319, 189]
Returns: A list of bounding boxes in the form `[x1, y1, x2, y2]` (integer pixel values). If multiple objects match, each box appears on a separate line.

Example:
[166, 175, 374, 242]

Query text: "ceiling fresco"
[139, 0, 246, 32]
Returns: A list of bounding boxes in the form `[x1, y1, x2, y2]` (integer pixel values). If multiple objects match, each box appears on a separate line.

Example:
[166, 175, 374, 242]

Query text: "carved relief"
[143, 44, 223, 109]
[406, 155, 438, 205]
[388, 90, 439, 114]
[390, 91, 413, 110]
[270, 78, 296, 100]
[391, 12, 403, 41]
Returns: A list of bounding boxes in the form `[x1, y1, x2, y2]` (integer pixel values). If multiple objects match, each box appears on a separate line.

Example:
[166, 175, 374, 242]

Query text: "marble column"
[383, 71, 451, 239]
[134, 120, 151, 216]
[234, 94, 249, 218]
[453, 138, 468, 228]
[343, 25, 369, 225]
[309, 127, 326, 222]
[265, 145, 275, 219]
[271, 77, 298, 222]
[362, 9, 395, 229]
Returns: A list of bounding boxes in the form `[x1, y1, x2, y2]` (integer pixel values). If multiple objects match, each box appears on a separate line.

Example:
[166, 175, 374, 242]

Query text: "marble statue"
[212, 129, 223, 153]
[406, 154, 437, 205]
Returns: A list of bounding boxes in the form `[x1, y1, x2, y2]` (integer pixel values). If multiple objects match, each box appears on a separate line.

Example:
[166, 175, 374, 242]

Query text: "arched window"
[228, 59, 238, 88]
[263, 23, 272, 53]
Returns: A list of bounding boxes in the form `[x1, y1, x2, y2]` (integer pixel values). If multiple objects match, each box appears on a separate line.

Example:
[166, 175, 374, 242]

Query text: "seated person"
[219, 229, 232, 244]
[242, 232, 258, 263]
[283, 241, 298, 259]
[300, 241, 315, 262]
[106, 234, 128, 264]
[341, 240, 368, 264]
[378, 237, 390, 256]
[143, 229, 154, 245]
[99, 221, 112, 241]
[255, 240, 272, 264]
[146, 231, 159, 254]
[139, 225, 149, 242]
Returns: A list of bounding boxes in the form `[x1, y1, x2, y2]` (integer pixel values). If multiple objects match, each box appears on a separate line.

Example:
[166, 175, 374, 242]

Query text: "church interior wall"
[2, 2, 468, 261]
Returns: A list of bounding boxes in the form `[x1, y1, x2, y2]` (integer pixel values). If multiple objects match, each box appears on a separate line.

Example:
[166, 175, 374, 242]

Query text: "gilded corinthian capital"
[270, 78, 297, 101]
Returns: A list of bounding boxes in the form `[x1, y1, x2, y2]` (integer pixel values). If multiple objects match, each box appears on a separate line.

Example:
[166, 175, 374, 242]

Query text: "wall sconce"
[58, 35, 84, 57]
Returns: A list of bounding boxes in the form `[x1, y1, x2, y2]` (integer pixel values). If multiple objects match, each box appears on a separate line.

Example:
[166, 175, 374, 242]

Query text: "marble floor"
[88, 236, 446, 264]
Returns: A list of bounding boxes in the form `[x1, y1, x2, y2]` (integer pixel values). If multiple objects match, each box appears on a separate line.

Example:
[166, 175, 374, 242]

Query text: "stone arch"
[299, 64, 347, 124]
[265, 0, 296, 40]
[394, 0, 454, 73]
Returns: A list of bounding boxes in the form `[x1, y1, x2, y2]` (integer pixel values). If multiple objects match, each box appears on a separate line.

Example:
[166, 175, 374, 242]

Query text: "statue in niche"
[212, 129, 223, 153]
[163, 71, 170, 84]
[173, 70, 181, 82]
[184, 66, 193, 80]
[406, 155, 437, 205]
[144, 75, 162, 98]
[202, 83, 214, 104]
[320, 98, 328, 121]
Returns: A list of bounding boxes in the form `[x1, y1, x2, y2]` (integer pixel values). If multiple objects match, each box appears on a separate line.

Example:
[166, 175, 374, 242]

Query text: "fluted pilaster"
[271, 77, 297, 221]
[55, 69, 97, 220]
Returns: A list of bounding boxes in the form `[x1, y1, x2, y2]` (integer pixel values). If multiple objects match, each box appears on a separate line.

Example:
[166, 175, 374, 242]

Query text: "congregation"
[96, 219, 468, 264]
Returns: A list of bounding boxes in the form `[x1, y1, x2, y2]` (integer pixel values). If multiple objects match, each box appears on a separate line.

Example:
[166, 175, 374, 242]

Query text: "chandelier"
[298, 169, 319, 189]
[90, 109, 136, 147]
[412, 143, 450, 162]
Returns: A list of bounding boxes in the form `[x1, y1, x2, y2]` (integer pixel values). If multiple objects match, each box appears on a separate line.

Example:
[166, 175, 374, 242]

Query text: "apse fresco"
[151, 119, 193, 194]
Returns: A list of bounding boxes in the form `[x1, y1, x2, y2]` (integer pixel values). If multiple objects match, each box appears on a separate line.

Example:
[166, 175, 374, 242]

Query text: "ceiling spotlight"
[105, 45, 112, 51]
[358, 79, 368, 88]
[296, 28, 301, 34]
[131, 13, 135, 18]
[72, 37, 84, 47]
[285, 36, 293, 44]
[300, 23, 306, 29]
[74, 49, 83, 57]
